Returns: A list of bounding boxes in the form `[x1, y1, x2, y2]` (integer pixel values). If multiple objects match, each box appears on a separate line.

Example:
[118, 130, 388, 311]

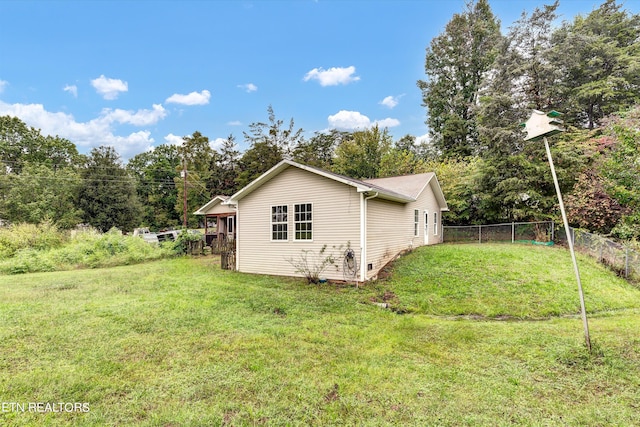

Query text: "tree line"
[1, 0, 638, 240]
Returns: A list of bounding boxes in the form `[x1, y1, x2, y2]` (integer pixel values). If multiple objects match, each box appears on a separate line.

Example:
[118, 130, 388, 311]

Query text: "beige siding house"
[224, 159, 448, 282]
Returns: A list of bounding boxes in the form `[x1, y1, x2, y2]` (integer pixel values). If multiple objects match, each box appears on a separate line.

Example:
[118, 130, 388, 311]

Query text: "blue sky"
[1, 0, 639, 160]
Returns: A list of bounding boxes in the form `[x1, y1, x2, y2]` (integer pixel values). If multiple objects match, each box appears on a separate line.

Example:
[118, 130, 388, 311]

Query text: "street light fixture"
[522, 110, 591, 353]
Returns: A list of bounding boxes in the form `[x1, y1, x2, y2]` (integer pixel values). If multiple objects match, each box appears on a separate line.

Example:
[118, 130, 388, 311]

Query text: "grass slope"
[377, 244, 640, 318]
[0, 245, 639, 426]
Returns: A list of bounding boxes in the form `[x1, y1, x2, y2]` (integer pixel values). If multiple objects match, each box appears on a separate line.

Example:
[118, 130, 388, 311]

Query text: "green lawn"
[1, 244, 639, 426]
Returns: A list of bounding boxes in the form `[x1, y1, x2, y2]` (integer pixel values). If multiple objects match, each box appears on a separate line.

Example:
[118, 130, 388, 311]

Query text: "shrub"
[0, 221, 66, 259]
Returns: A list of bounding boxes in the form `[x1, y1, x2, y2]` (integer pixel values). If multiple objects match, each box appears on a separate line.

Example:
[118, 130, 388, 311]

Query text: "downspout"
[359, 191, 378, 282]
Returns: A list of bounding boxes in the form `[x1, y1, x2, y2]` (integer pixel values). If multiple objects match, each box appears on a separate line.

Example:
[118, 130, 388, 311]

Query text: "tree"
[417, 0, 501, 158]
[127, 144, 181, 229]
[0, 116, 80, 173]
[332, 125, 392, 179]
[0, 116, 83, 227]
[78, 146, 142, 232]
[293, 129, 347, 170]
[419, 157, 482, 225]
[550, 0, 640, 129]
[600, 106, 640, 238]
[208, 134, 240, 195]
[175, 131, 215, 228]
[2, 163, 82, 228]
[236, 106, 305, 187]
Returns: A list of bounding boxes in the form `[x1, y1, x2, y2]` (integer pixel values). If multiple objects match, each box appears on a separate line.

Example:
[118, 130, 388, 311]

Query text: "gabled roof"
[365, 173, 448, 211]
[227, 159, 448, 210]
[193, 195, 233, 215]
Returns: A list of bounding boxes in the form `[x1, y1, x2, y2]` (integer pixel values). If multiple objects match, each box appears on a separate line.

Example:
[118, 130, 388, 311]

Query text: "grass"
[0, 228, 174, 274]
[0, 244, 639, 426]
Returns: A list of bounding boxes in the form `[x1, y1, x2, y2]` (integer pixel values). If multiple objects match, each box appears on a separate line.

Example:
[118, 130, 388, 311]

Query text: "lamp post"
[522, 110, 591, 353]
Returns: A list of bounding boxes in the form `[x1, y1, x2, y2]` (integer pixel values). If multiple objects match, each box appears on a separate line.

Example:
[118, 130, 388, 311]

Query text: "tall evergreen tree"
[550, 0, 640, 129]
[417, 0, 501, 158]
[209, 134, 241, 195]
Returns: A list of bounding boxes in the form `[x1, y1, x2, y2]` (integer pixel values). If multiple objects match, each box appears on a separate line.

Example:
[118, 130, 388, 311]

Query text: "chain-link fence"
[444, 221, 639, 283]
[554, 227, 639, 283]
[443, 221, 555, 245]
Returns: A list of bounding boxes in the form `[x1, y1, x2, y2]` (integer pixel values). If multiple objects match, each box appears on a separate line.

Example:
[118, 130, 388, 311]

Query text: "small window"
[294, 203, 312, 240]
[271, 205, 288, 241]
[414, 209, 419, 237]
[227, 216, 234, 234]
[434, 212, 439, 235]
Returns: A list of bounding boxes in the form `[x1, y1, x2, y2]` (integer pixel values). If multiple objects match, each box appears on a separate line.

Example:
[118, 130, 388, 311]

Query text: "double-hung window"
[414, 209, 419, 237]
[434, 212, 439, 235]
[294, 203, 312, 240]
[271, 205, 288, 241]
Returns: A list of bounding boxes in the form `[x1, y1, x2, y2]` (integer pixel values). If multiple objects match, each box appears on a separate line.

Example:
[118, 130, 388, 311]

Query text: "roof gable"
[193, 195, 234, 215]
[228, 159, 447, 208]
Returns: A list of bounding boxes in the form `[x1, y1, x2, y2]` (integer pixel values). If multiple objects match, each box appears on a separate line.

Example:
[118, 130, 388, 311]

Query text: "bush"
[0, 227, 174, 274]
[0, 221, 66, 259]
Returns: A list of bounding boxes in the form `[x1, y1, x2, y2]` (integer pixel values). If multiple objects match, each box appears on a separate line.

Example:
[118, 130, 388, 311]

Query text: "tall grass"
[0, 226, 174, 274]
[0, 221, 66, 259]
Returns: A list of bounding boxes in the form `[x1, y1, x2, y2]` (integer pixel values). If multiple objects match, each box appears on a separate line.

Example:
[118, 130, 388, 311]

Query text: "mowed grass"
[0, 244, 638, 426]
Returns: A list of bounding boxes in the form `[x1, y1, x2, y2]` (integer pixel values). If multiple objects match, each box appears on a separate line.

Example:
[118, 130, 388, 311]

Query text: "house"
[193, 195, 236, 247]
[217, 159, 448, 282]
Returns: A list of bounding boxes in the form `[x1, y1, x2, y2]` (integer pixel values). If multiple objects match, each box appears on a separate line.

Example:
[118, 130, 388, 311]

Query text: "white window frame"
[414, 209, 419, 237]
[271, 205, 288, 241]
[294, 203, 313, 241]
[434, 212, 439, 235]
[227, 216, 234, 235]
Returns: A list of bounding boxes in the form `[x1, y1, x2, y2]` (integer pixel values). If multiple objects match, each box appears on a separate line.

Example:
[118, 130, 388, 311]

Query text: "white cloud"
[416, 133, 430, 145]
[327, 110, 400, 131]
[328, 110, 371, 130]
[100, 104, 167, 126]
[210, 137, 225, 150]
[373, 118, 401, 128]
[303, 66, 360, 86]
[0, 80, 8, 93]
[0, 100, 162, 159]
[227, 120, 242, 126]
[63, 84, 78, 98]
[91, 75, 128, 100]
[379, 95, 402, 109]
[238, 83, 257, 93]
[164, 133, 184, 145]
[165, 90, 211, 105]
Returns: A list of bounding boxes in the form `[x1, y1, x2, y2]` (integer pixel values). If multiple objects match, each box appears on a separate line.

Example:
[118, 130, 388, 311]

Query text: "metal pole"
[512, 222, 515, 243]
[544, 137, 591, 352]
[182, 159, 188, 228]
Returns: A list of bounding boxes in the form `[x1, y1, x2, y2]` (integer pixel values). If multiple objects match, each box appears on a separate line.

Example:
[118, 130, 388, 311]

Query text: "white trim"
[270, 204, 289, 242]
[414, 209, 420, 237]
[293, 202, 313, 242]
[424, 210, 429, 245]
[433, 212, 438, 236]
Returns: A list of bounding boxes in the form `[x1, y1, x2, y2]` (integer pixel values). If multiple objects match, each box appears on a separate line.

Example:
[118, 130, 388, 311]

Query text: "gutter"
[359, 191, 378, 282]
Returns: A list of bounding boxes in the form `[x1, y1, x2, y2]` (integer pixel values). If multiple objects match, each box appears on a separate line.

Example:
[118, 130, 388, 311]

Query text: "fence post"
[512, 222, 515, 243]
[551, 220, 555, 242]
[479, 225, 482, 244]
[625, 247, 630, 279]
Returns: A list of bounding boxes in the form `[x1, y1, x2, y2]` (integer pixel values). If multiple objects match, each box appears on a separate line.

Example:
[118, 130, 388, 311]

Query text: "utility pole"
[182, 158, 187, 228]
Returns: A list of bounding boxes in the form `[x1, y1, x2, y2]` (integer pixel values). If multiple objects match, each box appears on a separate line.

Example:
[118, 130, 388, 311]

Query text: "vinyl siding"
[365, 180, 442, 279]
[237, 166, 361, 281]
[204, 203, 236, 215]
